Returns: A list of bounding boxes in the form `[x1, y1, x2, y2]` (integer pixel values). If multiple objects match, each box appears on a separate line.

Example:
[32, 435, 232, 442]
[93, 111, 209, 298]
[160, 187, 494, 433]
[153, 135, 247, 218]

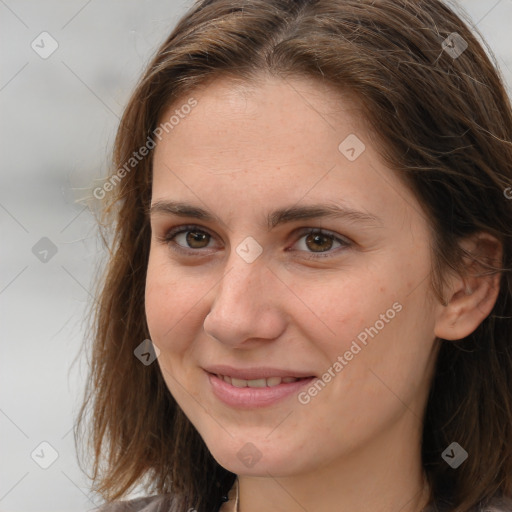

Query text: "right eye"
[158, 224, 219, 254]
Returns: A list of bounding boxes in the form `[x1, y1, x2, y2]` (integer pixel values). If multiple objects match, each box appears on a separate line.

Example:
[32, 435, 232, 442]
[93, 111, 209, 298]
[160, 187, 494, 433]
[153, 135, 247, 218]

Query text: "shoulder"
[481, 496, 512, 512]
[425, 496, 512, 512]
[92, 494, 175, 512]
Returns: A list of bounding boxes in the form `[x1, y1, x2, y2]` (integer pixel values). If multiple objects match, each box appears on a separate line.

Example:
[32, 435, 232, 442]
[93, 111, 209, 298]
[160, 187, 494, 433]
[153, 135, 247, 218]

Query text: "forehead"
[153, 75, 367, 177]
[150, 75, 424, 234]
[157, 74, 367, 144]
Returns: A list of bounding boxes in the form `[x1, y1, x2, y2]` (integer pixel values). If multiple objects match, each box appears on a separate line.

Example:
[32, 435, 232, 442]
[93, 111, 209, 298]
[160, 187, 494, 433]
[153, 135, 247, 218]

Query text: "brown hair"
[76, 1, 512, 511]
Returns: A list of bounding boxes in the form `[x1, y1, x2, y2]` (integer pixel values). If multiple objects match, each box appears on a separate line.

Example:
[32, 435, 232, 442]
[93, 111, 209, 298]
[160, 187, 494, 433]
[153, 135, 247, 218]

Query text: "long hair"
[75, 1, 512, 511]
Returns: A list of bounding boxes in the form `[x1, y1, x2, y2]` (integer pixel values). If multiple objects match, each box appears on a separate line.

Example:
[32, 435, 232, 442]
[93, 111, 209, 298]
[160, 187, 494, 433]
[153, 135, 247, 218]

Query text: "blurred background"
[1, 1, 511, 510]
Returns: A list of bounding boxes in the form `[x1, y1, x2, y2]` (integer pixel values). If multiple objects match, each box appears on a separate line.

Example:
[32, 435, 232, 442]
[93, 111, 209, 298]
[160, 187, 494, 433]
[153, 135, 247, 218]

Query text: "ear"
[434, 232, 503, 341]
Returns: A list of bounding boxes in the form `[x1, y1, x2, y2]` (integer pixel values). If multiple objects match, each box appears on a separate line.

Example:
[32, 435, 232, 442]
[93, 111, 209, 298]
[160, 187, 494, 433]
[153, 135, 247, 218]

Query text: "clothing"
[93, 494, 174, 511]
[218, 476, 238, 512]
[94, 479, 512, 512]
[93, 479, 238, 512]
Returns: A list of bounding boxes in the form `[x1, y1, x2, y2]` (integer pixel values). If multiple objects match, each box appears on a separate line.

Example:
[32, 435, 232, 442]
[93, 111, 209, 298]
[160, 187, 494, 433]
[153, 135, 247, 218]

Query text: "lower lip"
[206, 372, 315, 408]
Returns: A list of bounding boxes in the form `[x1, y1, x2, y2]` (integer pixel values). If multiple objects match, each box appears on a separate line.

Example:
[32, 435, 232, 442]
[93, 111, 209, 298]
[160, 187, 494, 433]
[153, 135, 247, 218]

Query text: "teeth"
[231, 377, 250, 388]
[247, 378, 267, 388]
[217, 374, 302, 387]
[266, 376, 283, 386]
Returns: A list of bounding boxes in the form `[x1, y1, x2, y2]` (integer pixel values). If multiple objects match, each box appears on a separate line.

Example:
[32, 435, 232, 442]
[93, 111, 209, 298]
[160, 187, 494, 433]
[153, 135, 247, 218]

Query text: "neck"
[237, 414, 430, 512]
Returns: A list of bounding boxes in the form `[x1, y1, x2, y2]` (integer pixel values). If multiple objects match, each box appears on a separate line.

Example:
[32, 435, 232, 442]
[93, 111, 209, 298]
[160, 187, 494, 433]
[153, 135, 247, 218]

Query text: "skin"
[145, 75, 502, 512]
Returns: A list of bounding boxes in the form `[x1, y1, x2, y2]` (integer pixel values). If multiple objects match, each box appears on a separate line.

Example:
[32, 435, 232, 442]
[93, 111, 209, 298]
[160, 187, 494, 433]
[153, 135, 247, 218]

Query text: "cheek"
[145, 253, 194, 353]
[289, 267, 398, 352]
[145, 269, 171, 344]
[294, 261, 433, 400]
[314, 294, 434, 429]
[145, 258, 205, 402]
[144, 250, 219, 362]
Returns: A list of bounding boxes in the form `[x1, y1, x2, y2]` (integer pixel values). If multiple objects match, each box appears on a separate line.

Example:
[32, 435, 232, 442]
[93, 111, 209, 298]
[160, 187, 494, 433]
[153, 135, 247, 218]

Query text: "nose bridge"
[215, 248, 267, 315]
[203, 245, 286, 345]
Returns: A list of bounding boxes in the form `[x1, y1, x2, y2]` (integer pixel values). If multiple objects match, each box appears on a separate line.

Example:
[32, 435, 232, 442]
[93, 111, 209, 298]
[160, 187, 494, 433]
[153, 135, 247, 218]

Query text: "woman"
[78, 1, 512, 511]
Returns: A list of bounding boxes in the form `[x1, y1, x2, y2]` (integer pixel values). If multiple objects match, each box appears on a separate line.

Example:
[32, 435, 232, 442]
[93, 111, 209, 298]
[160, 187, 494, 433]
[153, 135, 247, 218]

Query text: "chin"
[204, 436, 306, 476]
[212, 452, 287, 476]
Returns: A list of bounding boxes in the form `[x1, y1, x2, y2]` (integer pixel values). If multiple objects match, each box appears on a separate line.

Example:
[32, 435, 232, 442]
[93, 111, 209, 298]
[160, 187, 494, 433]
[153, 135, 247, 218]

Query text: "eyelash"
[157, 224, 352, 259]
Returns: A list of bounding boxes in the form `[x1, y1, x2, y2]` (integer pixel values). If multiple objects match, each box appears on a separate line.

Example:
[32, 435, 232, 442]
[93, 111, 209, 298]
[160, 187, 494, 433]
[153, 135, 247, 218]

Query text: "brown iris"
[305, 232, 333, 252]
[186, 231, 210, 248]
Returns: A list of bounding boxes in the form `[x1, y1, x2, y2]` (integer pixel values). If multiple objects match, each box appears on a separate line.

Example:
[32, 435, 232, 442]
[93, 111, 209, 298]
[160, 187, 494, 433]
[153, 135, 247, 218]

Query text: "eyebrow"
[149, 200, 382, 230]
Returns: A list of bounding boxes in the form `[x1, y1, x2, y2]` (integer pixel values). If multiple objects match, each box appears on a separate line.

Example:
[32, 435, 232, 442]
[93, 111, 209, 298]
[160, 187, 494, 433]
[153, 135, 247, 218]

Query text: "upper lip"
[204, 364, 316, 380]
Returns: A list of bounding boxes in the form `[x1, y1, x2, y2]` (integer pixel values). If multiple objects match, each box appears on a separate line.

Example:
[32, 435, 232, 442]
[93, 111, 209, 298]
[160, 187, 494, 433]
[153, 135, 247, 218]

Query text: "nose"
[203, 253, 287, 348]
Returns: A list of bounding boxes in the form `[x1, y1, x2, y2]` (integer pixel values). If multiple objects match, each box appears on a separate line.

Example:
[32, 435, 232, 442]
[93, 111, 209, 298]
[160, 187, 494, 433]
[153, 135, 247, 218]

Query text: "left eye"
[291, 229, 350, 256]
[167, 227, 214, 250]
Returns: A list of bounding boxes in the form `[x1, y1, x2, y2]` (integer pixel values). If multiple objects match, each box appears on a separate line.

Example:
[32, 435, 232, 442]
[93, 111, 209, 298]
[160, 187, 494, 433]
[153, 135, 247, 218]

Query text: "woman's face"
[145, 76, 441, 477]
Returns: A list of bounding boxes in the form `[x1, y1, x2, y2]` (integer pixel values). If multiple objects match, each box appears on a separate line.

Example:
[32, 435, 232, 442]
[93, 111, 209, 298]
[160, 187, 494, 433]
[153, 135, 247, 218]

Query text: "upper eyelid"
[161, 224, 216, 240]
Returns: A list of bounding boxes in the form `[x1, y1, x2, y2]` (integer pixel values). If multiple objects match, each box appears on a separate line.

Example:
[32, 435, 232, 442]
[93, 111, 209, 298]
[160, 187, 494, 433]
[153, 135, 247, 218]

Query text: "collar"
[216, 476, 440, 511]
[218, 477, 239, 512]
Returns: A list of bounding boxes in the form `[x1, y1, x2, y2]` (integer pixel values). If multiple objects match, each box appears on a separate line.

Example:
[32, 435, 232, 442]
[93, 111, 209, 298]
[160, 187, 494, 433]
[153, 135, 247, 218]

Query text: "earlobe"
[434, 233, 503, 341]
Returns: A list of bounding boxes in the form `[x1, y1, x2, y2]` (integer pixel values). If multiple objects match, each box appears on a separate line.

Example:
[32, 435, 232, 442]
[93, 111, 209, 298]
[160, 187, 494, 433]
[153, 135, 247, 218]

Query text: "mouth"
[204, 369, 316, 408]
[212, 373, 311, 388]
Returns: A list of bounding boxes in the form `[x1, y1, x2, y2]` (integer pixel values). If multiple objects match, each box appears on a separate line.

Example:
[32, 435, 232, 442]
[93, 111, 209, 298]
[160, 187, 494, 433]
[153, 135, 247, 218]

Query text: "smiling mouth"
[212, 373, 313, 388]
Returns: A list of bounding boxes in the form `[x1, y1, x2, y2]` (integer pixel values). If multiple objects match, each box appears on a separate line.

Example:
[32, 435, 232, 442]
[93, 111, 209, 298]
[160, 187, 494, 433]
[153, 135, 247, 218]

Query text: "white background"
[1, 1, 511, 510]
